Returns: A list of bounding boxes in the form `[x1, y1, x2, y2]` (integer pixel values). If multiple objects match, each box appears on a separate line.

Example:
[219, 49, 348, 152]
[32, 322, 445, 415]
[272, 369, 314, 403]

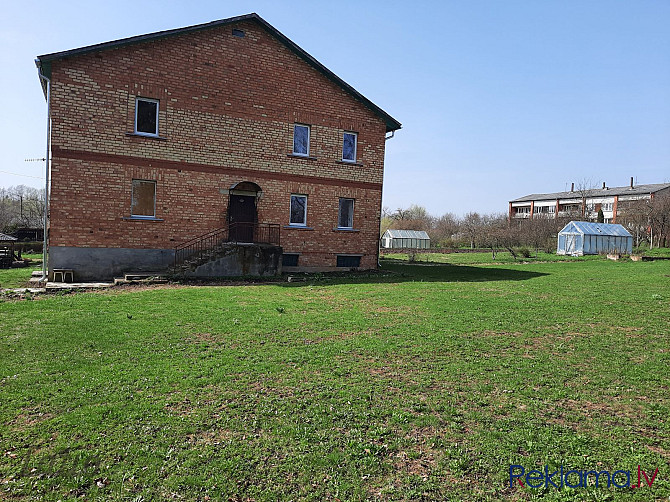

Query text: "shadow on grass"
[164, 261, 549, 289]
[277, 260, 549, 287]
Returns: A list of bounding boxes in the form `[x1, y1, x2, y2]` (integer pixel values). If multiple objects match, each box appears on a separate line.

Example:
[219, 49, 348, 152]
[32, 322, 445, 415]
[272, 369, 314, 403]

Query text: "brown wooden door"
[228, 195, 257, 242]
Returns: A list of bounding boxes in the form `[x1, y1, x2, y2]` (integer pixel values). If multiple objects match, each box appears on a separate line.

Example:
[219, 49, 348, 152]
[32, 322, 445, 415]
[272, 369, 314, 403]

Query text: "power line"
[0, 169, 43, 180]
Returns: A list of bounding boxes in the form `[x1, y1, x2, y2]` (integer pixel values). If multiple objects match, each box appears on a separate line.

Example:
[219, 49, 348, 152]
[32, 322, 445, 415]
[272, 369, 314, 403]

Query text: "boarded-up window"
[131, 180, 156, 217]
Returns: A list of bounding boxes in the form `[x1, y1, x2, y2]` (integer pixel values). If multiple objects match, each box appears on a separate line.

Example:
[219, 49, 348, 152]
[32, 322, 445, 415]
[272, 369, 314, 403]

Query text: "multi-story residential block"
[35, 13, 401, 280]
[509, 179, 670, 223]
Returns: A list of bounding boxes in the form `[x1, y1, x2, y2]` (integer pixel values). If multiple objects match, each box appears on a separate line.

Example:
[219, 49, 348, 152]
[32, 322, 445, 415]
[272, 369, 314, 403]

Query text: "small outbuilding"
[0, 233, 18, 269]
[381, 229, 431, 249]
[557, 221, 632, 256]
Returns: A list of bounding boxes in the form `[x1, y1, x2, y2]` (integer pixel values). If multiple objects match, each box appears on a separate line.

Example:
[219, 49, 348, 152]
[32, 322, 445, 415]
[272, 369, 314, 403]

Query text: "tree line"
[382, 194, 670, 252]
[0, 185, 45, 235]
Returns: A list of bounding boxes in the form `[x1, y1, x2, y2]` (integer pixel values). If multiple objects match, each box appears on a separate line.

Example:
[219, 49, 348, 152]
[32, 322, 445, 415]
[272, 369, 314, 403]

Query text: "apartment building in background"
[509, 178, 670, 223]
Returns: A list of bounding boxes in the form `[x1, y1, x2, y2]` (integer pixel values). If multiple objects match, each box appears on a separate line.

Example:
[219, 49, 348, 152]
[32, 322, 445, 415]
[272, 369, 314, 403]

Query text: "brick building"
[35, 13, 401, 280]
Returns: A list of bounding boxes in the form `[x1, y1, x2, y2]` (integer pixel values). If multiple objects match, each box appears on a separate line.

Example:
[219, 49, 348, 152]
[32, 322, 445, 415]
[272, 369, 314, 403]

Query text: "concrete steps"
[29, 270, 45, 285]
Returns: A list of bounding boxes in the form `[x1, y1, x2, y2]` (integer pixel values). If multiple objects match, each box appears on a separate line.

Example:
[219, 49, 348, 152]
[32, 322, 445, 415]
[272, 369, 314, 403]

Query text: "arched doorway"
[228, 182, 261, 242]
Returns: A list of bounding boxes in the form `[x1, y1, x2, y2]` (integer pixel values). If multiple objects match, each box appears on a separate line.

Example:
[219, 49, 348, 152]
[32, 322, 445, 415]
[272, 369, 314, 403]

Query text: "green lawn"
[0, 255, 42, 289]
[1, 256, 668, 500]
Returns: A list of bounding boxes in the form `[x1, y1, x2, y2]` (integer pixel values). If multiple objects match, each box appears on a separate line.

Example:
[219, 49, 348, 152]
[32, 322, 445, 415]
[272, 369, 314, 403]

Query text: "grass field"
[1, 255, 669, 500]
[0, 255, 42, 289]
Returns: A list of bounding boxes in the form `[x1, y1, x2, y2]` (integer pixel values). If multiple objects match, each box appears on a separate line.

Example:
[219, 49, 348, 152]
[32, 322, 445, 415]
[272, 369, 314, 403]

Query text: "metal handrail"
[174, 223, 281, 270]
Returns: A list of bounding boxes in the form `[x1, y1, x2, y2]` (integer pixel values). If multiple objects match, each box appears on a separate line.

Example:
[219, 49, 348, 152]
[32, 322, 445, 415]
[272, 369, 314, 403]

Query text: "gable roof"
[35, 13, 401, 132]
[511, 183, 670, 203]
[383, 229, 430, 240]
[558, 221, 632, 238]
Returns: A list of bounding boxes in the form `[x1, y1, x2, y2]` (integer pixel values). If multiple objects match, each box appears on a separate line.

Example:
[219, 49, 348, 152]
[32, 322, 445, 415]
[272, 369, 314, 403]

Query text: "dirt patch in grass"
[187, 427, 239, 446]
[646, 444, 670, 459]
[190, 332, 216, 343]
[544, 398, 645, 431]
[472, 330, 524, 339]
[10, 408, 53, 430]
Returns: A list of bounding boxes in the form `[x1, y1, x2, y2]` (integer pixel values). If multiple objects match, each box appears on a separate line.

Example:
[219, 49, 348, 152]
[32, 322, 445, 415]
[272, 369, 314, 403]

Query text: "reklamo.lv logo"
[510, 465, 659, 489]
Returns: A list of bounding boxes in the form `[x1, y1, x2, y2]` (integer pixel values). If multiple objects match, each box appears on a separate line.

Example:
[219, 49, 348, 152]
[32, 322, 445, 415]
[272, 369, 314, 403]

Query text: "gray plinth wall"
[182, 243, 282, 278]
[49, 243, 282, 281]
[49, 246, 175, 281]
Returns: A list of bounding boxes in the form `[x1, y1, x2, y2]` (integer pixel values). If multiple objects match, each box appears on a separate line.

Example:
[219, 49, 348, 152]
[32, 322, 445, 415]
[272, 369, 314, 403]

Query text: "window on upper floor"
[131, 179, 156, 218]
[293, 124, 310, 156]
[338, 198, 354, 228]
[135, 98, 159, 136]
[290, 194, 307, 226]
[342, 132, 357, 162]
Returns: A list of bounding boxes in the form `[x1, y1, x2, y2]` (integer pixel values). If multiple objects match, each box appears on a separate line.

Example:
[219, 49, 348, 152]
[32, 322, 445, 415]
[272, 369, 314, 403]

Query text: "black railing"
[228, 222, 281, 246]
[174, 223, 281, 269]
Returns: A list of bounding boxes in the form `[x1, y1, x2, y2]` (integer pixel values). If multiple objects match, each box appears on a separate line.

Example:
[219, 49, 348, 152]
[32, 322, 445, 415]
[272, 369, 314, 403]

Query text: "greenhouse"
[557, 221, 632, 256]
[381, 229, 431, 249]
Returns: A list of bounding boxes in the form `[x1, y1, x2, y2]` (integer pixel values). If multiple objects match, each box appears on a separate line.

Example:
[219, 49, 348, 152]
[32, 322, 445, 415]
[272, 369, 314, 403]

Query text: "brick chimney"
[630, 176, 634, 189]
[602, 182, 606, 189]
[571, 182, 574, 192]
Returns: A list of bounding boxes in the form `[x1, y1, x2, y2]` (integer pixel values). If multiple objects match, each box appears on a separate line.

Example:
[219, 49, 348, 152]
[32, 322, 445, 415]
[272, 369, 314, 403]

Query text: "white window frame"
[342, 131, 357, 163]
[134, 97, 160, 137]
[131, 179, 157, 218]
[289, 194, 308, 226]
[293, 124, 310, 157]
[338, 198, 354, 229]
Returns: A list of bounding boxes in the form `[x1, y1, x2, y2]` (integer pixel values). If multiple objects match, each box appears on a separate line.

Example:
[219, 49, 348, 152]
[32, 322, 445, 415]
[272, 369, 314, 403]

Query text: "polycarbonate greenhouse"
[557, 221, 632, 256]
[381, 229, 431, 249]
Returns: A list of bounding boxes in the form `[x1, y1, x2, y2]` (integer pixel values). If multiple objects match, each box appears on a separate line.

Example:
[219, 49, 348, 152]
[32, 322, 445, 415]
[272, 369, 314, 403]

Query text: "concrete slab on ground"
[45, 282, 114, 290]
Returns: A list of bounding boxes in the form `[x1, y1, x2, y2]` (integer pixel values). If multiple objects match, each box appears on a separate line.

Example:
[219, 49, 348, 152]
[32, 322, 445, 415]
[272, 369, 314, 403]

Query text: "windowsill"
[283, 225, 314, 230]
[335, 160, 363, 167]
[126, 132, 168, 141]
[287, 154, 318, 160]
[333, 228, 360, 232]
[123, 216, 164, 222]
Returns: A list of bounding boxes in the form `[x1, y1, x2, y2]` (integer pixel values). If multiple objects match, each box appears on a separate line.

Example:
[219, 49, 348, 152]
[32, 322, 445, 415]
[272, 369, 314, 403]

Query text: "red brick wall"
[47, 19, 390, 269]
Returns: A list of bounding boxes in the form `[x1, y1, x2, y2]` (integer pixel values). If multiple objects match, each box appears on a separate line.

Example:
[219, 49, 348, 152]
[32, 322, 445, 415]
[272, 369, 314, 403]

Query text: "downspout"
[378, 130, 396, 268]
[37, 64, 51, 284]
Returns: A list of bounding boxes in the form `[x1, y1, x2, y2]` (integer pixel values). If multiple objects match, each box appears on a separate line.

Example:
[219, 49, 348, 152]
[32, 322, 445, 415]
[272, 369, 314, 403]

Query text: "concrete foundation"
[49, 246, 174, 281]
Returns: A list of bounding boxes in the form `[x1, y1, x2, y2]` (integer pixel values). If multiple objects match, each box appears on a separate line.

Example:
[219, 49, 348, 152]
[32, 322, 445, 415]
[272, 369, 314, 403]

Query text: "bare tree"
[618, 199, 650, 248]
[390, 204, 433, 232]
[461, 212, 482, 249]
[649, 193, 670, 248]
[574, 178, 597, 221]
[431, 213, 459, 247]
[0, 185, 45, 233]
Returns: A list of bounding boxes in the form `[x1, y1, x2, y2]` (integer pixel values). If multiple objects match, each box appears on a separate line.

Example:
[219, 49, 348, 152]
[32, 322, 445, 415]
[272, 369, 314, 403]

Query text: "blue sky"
[1, 0, 669, 215]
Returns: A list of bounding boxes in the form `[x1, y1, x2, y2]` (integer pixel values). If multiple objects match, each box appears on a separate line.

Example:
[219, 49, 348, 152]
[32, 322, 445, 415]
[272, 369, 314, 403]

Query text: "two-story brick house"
[35, 13, 400, 280]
